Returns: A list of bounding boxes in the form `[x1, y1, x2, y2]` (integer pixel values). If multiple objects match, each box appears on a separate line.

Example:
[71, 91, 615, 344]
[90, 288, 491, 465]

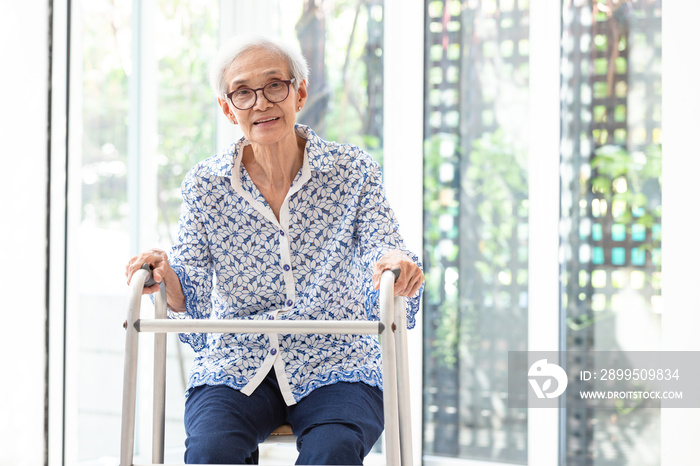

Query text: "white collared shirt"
[169, 125, 422, 405]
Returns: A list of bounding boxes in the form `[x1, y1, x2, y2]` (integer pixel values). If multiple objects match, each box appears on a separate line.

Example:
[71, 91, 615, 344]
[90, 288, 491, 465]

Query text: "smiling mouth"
[254, 117, 280, 125]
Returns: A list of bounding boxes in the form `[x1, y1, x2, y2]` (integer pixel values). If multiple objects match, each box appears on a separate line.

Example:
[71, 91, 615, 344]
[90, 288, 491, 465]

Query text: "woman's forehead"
[225, 48, 289, 87]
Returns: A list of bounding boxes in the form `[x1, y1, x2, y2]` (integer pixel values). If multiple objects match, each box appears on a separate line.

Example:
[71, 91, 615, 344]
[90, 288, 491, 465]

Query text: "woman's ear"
[217, 96, 238, 124]
[296, 79, 308, 111]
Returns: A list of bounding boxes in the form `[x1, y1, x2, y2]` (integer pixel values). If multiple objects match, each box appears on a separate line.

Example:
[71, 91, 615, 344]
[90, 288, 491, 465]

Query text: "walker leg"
[394, 296, 414, 466]
[120, 270, 149, 466]
[380, 270, 400, 464]
[152, 284, 168, 463]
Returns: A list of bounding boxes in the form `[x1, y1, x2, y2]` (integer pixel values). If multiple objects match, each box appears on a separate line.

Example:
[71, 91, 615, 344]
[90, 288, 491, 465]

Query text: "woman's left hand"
[372, 250, 424, 297]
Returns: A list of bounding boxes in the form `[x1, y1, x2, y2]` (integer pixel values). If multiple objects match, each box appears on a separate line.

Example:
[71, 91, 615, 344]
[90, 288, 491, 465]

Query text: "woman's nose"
[253, 89, 273, 110]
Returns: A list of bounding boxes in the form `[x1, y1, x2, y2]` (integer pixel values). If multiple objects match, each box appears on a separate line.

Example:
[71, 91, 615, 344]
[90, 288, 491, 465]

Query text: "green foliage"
[80, 3, 131, 228]
[423, 134, 460, 367]
[318, 0, 384, 158]
[79, 1, 218, 235]
[155, 0, 219, 241]
[465, 129, 528, 271]
[591, 143, 662, 229]
[423, 129, 528, 368]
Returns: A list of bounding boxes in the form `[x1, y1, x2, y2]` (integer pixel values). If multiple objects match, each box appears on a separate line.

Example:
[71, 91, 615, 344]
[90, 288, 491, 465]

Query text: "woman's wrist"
[164, 266, 187, 312]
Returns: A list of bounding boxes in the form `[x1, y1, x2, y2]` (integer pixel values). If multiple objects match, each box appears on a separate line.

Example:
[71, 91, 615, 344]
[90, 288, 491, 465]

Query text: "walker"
[119, 267, 413, 465]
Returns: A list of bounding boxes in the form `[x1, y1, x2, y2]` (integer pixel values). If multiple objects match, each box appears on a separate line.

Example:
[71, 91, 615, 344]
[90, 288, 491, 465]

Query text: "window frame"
[48, 0, 70, 463]
[660, 2, 700, 464]
[383, 0, 426, 463]
[525, 0, 562, 464]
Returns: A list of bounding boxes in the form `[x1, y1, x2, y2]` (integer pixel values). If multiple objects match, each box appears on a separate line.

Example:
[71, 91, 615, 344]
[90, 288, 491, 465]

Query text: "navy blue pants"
[183, 370, 384, 465]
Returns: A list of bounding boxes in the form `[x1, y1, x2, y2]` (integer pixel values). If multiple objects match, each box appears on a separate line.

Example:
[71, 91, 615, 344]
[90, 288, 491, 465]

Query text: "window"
[560, 1, 662, 464]
[422, 0, 530, 462]
[421, 0, 663, 464]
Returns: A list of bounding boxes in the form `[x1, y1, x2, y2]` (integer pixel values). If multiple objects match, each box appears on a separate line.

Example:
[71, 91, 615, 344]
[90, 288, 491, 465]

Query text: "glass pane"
[72, 1, 134, 462]
[559, 0, 663, 464]
[153, 1, 221, 456]
[422, 0, 530, 462]
[156, 1, 220, 247]
[298, 0, 385, 162]
[70, 0, 220, 462]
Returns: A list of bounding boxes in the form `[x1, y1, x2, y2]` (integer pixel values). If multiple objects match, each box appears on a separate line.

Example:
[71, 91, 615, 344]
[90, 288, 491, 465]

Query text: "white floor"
[258, 442, 385, 465]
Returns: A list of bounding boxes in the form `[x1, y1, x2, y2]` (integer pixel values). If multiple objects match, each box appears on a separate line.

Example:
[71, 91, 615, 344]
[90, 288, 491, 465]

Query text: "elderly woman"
[125, 36, 423, 465]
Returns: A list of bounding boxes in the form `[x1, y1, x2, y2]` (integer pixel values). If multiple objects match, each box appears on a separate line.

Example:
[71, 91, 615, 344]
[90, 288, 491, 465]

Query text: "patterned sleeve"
[167, 168, 214, 351]
[355, 156, 424, 329]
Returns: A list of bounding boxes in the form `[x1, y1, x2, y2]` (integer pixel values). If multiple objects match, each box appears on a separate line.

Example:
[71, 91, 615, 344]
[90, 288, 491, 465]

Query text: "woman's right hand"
[125, 248, 186, 312]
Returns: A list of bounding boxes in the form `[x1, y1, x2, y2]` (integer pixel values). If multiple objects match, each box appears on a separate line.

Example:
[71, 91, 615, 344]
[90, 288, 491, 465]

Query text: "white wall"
[661, 1, 700, 464]
[0, 1, 50, 465]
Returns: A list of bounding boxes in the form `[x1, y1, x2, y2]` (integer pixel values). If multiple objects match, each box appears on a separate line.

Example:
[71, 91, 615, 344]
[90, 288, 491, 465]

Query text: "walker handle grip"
[141, 263, 159, 288]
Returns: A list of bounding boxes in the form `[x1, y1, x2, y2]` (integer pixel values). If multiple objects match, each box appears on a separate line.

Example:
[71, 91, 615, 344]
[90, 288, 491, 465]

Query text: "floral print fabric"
[169, 125, 422, 405]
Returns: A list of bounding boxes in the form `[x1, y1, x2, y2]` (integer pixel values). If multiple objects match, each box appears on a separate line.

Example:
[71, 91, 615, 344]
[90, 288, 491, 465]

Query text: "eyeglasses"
[226, 78, 296, 110]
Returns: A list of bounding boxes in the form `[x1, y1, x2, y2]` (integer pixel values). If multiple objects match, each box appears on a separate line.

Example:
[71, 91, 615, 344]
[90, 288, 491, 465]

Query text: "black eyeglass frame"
[226, 78, 296, 110]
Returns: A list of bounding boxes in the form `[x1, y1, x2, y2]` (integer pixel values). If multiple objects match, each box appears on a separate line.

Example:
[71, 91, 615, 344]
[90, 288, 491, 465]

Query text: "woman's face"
[219, 47, 307, 148]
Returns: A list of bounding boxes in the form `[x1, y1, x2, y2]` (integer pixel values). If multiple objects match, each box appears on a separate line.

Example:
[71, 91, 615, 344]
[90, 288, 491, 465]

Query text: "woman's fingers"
[394, 262, 423, 297]
[124, 249, 186, 310]
[125, 248, 168, 293]
[373, 250, 424, 297]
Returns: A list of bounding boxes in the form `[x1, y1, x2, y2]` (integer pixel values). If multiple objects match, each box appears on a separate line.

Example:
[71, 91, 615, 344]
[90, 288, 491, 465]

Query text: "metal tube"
[135, 319, 382, 335]
[394, 296, 414, 466]
[152, 283, 168, 464]
[380, 270, 400, 465]
[120, 269, 149, 466]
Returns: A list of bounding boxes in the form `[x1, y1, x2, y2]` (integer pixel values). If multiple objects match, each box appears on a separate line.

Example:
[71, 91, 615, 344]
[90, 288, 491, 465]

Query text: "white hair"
[209, 35, 309, 98]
